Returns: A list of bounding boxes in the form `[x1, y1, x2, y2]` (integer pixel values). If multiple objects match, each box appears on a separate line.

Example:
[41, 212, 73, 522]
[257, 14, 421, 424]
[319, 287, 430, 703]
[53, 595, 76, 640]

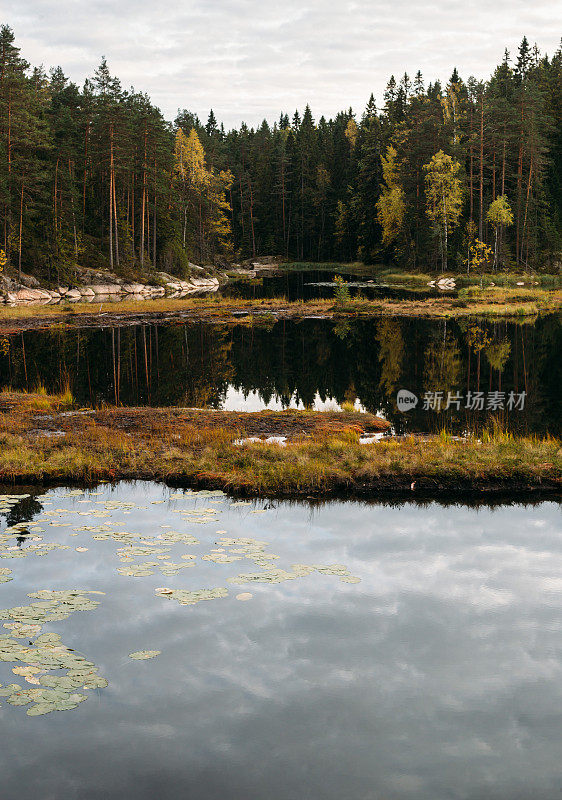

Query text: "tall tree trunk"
[82, 121, 89, 224]
[153, 193, 156, 267]
[521, 155, 533, 265]
[281, 159, 287, 256]
[248, 177, 256, 258]
[469, 99, 474, 221]
[69, 160, 78, 260]
[479, 93, 484, 240]
[516, 101, 524, 266]
[18, 180, 24, 280]
[112, 157, 119, 267]
[442, 191, 447, 272]
[109, 123, 114, 269]
[140, 125, 147, 268]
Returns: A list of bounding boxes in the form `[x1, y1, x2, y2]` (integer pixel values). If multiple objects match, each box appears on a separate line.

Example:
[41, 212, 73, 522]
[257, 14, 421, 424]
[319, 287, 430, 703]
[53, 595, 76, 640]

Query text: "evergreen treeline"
[1, 25, 561, 281]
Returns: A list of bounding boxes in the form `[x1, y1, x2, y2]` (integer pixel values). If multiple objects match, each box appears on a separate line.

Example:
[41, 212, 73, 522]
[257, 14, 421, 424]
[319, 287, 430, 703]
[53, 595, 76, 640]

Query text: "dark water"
[222, 269, 445, 301]
[1, 314, 560, 434]
[0, 482, 561, 800]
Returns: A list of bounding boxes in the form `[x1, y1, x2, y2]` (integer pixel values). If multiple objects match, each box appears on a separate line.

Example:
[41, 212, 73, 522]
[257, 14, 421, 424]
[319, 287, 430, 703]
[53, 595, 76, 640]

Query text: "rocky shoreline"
[0, 256, 289, 306]
[0, 268, 220, 306]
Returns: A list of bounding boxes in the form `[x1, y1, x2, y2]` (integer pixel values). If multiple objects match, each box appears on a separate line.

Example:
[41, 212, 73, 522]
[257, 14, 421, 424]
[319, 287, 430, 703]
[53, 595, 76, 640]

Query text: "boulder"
[122, 283, 145, 294]
[87, 284, 123, 295]
[18, 272, 41, 288]
[80, 288, 96, 297]
[190, 278, 215, 287]
[65, 289, 82, 300]
[11, 288, 52, 302]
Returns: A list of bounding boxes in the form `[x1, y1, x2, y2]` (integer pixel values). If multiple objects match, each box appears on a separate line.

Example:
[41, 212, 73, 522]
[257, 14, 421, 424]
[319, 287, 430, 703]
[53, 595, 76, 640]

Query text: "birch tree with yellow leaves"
[174, 127, 233, 262]
[424, 150, 463, 272]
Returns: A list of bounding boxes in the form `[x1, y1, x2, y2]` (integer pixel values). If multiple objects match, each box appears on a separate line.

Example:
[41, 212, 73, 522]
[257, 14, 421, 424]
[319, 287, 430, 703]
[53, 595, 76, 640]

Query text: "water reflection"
[223, 268, 447, 301]
[1, 314, 560, 434]
[0, 482, 561, 799]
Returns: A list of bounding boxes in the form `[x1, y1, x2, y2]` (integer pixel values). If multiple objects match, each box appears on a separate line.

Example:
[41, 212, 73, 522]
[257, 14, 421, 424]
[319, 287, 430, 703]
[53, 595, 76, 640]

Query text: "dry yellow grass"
[0, 285, 560, 330]
[0, 390, 559, 496]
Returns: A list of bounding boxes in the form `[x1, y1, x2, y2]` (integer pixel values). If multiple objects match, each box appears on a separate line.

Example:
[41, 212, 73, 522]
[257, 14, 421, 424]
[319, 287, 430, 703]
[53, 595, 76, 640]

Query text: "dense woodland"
[1, 24, 561, 282]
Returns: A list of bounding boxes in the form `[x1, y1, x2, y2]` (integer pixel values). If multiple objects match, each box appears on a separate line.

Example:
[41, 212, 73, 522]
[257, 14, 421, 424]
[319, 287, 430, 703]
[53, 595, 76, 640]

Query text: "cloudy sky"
[8, 1, 562, 128]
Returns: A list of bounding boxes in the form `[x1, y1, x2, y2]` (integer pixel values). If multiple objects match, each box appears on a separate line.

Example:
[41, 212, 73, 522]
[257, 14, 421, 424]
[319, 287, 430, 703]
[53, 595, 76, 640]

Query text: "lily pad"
[128, 650, 161, 660]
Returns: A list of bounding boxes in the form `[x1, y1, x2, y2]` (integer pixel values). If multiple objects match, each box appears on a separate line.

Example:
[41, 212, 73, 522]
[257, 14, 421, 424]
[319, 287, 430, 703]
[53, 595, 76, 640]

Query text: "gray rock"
[88, 284, 123, 295]
[122, 283, 145, 293]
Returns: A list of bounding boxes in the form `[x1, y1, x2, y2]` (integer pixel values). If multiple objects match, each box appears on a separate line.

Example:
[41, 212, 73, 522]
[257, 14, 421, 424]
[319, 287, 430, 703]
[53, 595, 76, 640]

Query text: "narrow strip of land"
[1, 392, 559, 497]
[0, 286, 560, 332]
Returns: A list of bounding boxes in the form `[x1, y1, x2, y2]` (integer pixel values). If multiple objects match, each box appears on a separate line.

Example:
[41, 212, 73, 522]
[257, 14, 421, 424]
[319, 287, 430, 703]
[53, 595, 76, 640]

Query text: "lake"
[0, 482, 561, 799]
[1, 313, 560, 435]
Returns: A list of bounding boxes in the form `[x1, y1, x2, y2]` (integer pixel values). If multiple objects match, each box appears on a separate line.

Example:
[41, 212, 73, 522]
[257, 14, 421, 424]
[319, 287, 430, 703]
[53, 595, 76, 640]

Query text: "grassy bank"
[0, 391, 559, 496]
[0, 285, 560, 331]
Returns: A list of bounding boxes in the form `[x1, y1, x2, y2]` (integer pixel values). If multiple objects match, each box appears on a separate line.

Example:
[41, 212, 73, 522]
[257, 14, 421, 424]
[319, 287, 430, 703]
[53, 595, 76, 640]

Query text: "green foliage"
[332, 274, 351, 303]
[424, 151, 463, 271]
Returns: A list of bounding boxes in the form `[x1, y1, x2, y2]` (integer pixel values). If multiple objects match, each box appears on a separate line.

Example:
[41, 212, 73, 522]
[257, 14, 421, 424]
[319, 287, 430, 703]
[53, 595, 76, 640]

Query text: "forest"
[1, 24, 561, 283]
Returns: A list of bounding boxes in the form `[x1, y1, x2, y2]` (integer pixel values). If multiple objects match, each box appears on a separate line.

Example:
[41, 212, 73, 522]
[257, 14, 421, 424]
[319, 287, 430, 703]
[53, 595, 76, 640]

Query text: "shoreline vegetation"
[0, 284, 560, 331]
[0, 391, 559, 497]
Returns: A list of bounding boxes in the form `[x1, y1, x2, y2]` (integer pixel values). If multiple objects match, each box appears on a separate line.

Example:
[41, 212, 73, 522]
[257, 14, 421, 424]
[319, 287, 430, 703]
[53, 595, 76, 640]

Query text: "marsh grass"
[0, 284, 560, 328]
[0, 390, 559, 494]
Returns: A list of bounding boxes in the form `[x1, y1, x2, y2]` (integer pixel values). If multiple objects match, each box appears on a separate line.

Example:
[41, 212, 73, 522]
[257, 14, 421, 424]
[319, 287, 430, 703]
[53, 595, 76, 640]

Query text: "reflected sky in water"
[0, 482, 561, 800]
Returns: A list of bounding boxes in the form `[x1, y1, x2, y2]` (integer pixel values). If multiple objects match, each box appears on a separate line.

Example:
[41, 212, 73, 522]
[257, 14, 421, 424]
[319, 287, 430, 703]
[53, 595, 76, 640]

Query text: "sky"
[7, 0, 562, 128]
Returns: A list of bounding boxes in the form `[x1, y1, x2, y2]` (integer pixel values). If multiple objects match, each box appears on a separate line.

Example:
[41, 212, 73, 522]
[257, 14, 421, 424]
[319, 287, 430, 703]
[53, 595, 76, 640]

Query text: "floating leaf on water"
[12, 666, 42, 677]
[228, 569, 297, 585]
[202, 553, 242, 564]
[128, 650, 161, 660]
[156, 587, 228, 606]
[26, 703, 54, 716]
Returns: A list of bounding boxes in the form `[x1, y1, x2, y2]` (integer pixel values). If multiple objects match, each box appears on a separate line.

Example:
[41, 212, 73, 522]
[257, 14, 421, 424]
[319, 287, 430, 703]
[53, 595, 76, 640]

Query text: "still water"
[1, 314, 560, 434]
[222, 269, 447, 301]
[0, 482, 561, 799]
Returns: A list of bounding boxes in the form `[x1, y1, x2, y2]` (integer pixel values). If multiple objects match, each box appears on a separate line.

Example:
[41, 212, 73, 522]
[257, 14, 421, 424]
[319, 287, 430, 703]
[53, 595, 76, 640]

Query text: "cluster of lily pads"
[0, 590, 108, 716]
[0, 485, 362, 718]
[0, 494, 31, 513]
